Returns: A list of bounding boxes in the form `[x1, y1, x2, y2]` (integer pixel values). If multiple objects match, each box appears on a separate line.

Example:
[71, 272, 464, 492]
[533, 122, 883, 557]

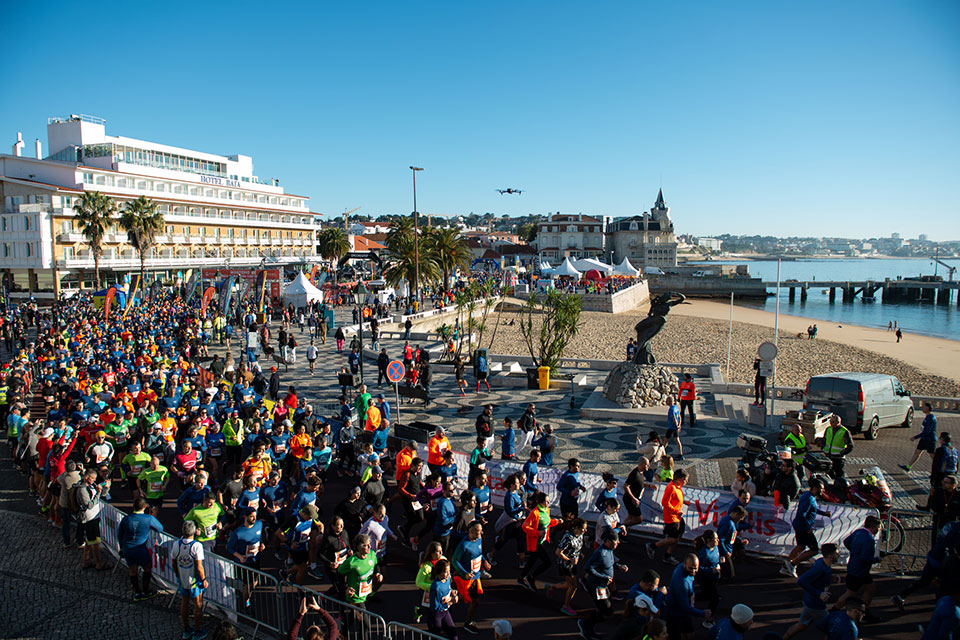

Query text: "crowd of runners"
[1, 288, 959, 640]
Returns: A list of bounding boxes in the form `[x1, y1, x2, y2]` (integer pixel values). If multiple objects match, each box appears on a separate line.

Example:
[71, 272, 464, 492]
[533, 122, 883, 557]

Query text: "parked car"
[691, 270, 709, 277]
[803, 372, 914, 440]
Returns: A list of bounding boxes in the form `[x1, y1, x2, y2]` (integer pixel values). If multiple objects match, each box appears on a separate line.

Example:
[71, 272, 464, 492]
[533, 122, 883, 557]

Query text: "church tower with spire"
[604, 188, 678, 269]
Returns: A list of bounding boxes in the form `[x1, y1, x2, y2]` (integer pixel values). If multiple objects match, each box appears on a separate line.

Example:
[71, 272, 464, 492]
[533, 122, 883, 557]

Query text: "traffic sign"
[758, 341, 779, 361]
[386, 360, 405, 383]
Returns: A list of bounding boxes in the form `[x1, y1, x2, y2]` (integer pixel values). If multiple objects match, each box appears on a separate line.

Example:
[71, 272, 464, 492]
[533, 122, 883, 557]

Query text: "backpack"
[67, 484, 81, 513]
[941, 446, 959, 474]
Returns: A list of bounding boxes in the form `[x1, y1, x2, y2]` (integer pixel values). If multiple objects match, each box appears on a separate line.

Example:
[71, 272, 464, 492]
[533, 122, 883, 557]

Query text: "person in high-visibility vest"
[783, 423, 807, 479]
[817, 414, 853, 483]
[678, 373, 697, 427]
[365, 398, 382, 432]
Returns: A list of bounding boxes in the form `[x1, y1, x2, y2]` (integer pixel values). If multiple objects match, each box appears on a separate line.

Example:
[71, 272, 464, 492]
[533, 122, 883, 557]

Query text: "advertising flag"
[218, 276, 235, 316]
[184, 272, 199, 303]
[200, 286, 216, 315]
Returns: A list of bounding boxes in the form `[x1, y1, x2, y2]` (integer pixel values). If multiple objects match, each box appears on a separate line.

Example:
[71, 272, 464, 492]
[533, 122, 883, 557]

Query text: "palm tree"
[426, 227, 472, 292]
[385, 216, 415, 253]
[119, 196, 164, 293]
[383, 233, 439, 293]
[74, 191, 116, 289]
[317, 227, 351, 286]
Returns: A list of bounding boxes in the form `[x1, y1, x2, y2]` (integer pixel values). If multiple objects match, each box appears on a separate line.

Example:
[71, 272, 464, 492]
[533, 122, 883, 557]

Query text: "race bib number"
[210, 448, 222, 457]
[275, 444, 286, 454]
[131, 463, 144, 476]
[149, 481, 162, 493]
[479, 501, 489, 513]
[96, 453, 108, 464]
[470, 557, 482, 573]
[203, 525, 216, 538]
[421, 591, 431, 607]
[596, 587, 609, 601]
[334, 548, 348, 567]
[246, 544, 260, 557]
[247, 499, 259, 510]
[411, 500, 422, 511]
[358, 580, 373, 597]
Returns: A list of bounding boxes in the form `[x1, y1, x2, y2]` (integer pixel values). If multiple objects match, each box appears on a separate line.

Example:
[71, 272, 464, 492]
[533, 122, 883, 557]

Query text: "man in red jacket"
[678, 373, 697, 428]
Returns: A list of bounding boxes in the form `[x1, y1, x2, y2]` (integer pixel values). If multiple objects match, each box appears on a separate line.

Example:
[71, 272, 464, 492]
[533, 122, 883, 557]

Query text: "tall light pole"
[410, 166, 423, 305]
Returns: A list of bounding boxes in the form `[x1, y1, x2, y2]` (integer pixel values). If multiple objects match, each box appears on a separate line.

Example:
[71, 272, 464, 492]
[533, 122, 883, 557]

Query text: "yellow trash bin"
[537, 366, 551, 390]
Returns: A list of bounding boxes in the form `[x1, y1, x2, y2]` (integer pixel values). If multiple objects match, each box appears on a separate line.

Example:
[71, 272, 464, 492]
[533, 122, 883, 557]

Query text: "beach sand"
[487, 299, 960, 397]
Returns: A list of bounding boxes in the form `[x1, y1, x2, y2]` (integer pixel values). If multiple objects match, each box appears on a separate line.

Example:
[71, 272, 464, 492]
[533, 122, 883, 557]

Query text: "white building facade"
[605, 189, 678, 269]
[534, 213, 605, 262]
[1, 115, 319, 296]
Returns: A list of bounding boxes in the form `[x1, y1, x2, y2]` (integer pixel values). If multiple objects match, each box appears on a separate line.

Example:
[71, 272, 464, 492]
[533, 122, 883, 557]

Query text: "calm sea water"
[691, 258, 960, 341]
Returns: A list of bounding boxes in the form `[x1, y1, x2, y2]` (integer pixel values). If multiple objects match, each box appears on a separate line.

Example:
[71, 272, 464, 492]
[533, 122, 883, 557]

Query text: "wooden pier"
[761, 277, 960, 305]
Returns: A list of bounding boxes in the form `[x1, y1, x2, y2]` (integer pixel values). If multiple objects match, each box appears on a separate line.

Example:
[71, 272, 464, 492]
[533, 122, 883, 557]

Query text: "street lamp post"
[410, 166, 423, 308]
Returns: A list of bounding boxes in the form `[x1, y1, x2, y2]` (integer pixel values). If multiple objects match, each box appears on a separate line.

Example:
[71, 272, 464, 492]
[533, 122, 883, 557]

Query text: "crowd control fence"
[385, 622, 447, 640]
[278, 580, 389, 640]
[879, 507, 936, 577]
[99, 502, 283, 639]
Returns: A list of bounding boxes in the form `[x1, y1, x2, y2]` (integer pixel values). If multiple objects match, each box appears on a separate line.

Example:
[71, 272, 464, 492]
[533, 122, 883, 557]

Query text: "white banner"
[419, 446, 876, 557]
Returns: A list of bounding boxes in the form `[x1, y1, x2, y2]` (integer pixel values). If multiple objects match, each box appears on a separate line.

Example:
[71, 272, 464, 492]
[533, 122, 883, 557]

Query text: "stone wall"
[516, 280, 650, 313]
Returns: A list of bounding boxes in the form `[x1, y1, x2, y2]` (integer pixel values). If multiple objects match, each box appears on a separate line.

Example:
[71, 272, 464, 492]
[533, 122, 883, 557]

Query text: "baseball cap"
[282, 419, 293, 427]
[633, 593, 659, 614]
[300, 504, 320, 522]
[95, 430, 107, 437]
[491, 620, 512, 638]
[40, 427, 55, 439]
[731, 604, 754, 625]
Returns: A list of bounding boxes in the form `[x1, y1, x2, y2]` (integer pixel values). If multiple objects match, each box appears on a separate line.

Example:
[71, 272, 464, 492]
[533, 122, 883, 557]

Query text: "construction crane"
[931, 247, 957, 281]
[342, 206, 361, 231]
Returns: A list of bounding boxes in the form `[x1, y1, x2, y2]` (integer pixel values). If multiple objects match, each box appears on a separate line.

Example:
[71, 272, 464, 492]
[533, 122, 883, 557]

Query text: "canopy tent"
[572, 257, 612, 273]
[538, 260, 553, 271]
[553, 257, 582, 279]
[612, 257, 641, 277]
[281, 271, 324, 308]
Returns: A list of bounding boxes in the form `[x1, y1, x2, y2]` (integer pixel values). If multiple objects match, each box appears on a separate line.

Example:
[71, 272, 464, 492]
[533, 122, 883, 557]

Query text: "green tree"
[317, 227, 351, 286]
[119, 196, 164, 293]
[74, 190, 116, 289]
[518, 289, 583, 371]
[383, 232, 439, 293]
[385, 216, 415, 252]
[516, 223, 537, 243]
[426, 227, 472, 292]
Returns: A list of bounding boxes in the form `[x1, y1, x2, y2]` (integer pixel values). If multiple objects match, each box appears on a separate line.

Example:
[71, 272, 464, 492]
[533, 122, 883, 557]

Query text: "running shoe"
[702, 620, 715, 630]
[665, 555, 680, 565]
[577, 620, 591, 640]
[517, 577, 533, 591]
[192, 630, 210, 640]
[181, 630, 193, 640]
[462, 622, 479, 635]
[525, 576, 537, 592]
[891, 595, 905, 612]
[644, 542, 655, 560]
[140, 589, 159, 601]
[561, 604, 577, 616]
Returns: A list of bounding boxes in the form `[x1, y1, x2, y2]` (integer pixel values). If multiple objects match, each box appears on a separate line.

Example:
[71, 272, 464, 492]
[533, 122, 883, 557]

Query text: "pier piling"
[800, 287, 808, 302]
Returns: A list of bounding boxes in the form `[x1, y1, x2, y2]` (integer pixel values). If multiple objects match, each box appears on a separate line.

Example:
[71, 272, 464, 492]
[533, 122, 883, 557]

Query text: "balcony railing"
[57, 232, 86, 243]
[55, 254, 306, 270]
[188, 235, 202, 243]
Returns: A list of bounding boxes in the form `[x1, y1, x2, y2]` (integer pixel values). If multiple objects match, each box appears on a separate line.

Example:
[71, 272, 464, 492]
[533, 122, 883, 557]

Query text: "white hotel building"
[0, 114, 320, 297]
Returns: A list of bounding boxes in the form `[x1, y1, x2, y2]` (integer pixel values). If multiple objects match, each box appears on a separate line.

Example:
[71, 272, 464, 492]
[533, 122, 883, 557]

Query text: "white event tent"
[281, 271, 324, 308]
[572, 257, 613, 273]
[612, 258, 641, 277]
[553, 257, 583, 278]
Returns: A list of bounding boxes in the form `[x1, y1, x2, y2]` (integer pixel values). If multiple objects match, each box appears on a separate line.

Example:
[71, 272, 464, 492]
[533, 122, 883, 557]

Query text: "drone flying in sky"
[496, 188, 523, 195]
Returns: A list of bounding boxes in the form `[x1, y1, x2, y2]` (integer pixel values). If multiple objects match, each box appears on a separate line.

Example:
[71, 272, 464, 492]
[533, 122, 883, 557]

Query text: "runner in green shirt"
[120, 441, 152, 496]
[337, 533, 382, 605]
[139, 456, 170, 513]
[105, 418, 132, 454]
[184, 492, 225, 551]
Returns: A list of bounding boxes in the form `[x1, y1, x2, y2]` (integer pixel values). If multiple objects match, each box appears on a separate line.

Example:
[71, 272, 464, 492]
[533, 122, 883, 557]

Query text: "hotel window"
[190, 187, 199, 196]
[205, 189, 214, 197]
[240, 229, 247, 238]
[63, 247, 75, 260]
[26, 243, 33, 257]
[82, 172, 94, 183]
[182, 226, 189, 235]
[173, 185, 184, 194]
[24, 216, 31, 231]
[155, 183, 166, 193]
[0, 218, 5, 231]
[219, 190, 227, 199]
[95, 175, 106, 185]
[2, 244, 8, 257]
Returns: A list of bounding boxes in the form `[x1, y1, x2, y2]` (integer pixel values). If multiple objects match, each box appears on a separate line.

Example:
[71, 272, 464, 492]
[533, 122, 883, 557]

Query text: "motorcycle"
[736, 433, 788, 497]
[804, 452, 905, 553]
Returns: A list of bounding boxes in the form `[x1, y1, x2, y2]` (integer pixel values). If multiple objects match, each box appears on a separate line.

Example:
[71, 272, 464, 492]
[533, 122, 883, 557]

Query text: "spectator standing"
[901, 402, 938, 472]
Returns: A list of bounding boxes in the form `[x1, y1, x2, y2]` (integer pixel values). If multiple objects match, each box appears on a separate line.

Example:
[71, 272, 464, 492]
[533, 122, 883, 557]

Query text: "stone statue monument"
[602, 292, 685, 408]
[632, 292, 686, 365]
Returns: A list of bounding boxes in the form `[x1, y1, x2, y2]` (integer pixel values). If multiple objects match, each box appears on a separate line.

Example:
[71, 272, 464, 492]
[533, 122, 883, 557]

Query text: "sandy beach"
[487, 299, 960, 398]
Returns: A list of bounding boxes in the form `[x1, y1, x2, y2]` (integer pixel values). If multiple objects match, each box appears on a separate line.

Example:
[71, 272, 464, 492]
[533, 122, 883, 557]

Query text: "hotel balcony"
[57, 232, 86, 243]
[221, 238, 234, 246]
[282, 239, 292, 246]
[154, 235, 169, 244]
[171, 235, 186, 244]
[188, 235, 203, 243]
[55, 254, 307, 270]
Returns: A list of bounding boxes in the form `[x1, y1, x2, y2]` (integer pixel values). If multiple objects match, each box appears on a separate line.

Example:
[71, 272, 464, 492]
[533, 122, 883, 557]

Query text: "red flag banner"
[104, 287, 117, 320]
[200, 286, 216, 315]
[309, 264, 319, 283]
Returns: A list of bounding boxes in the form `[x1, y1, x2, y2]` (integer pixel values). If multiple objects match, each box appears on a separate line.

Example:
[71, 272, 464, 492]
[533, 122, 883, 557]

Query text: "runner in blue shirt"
[556, 458, 584, 520]
[117, 497, 164, 601]
[499, 417, 516, 460]
[923, 592, 960, 640]
[815, 598, 864, 640]
[783, 543, 840, 640]
[782, 477, 832, 578]
[521, 450, 541, 494]
[450, 521, 490, 634]
[433, 481, 458, 553]
[226, 508, 264, 567]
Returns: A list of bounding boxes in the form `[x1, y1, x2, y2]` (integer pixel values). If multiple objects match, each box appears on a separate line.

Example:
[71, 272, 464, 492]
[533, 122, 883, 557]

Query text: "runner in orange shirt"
[646, 469, 691, 565]
[241, 445, 273, 488]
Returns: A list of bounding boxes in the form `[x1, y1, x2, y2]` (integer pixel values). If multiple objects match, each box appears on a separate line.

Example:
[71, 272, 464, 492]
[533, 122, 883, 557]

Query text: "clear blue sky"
[3, 1, 958, 238]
